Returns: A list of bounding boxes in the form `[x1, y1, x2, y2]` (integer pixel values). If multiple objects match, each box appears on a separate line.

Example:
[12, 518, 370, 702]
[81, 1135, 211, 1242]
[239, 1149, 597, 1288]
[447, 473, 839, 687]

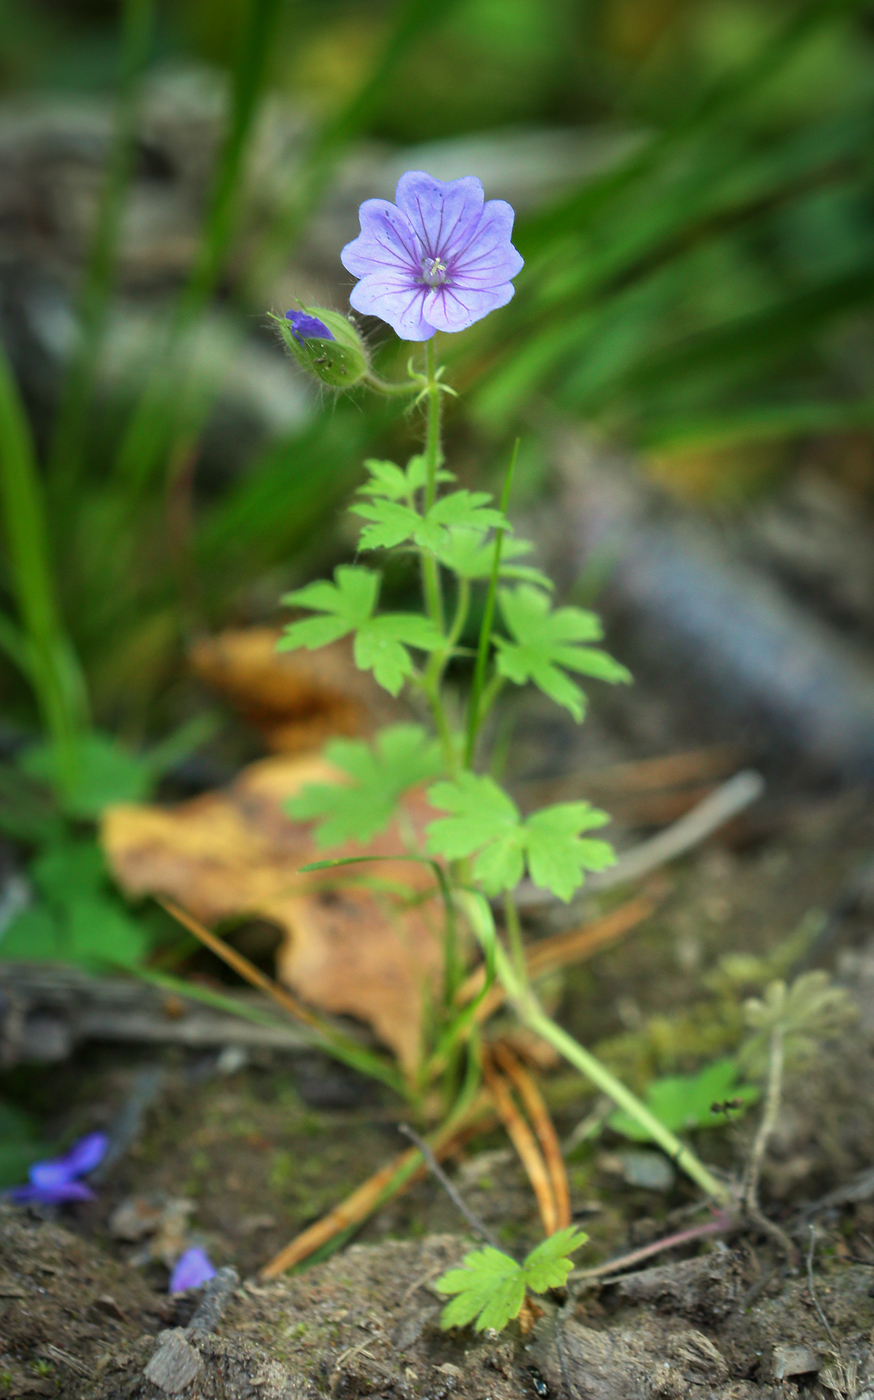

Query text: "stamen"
[421, 256, 449, 287]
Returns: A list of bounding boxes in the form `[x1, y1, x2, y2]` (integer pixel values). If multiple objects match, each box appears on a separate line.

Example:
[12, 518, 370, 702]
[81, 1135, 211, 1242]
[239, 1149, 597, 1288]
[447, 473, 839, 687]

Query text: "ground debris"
[4, 1213, 874, 1400]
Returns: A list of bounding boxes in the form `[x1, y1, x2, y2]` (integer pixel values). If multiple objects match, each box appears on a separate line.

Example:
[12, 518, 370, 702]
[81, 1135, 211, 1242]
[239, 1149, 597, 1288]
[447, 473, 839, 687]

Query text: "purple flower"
[340, 171, 523, 341]
[169, 1246, 216, 1293]
[285, 310, 335, 344]
[7, 1131, 108, 1205]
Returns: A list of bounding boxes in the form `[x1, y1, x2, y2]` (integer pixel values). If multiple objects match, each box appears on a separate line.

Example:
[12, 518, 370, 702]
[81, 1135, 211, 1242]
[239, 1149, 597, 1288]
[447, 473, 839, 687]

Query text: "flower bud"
[276, 307, 368, 388]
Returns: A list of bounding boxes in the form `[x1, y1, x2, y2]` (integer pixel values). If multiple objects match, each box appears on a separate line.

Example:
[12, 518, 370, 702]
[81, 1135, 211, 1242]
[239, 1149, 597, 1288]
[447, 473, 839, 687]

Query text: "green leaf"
[426, 774, 614, 902]
[352, 489, 509, 554]
[0, 903, 65, 960]
[434, 1246, 527, 1333]
[353, 613, 443, 695]
[358, 455, 452, 500]
[434, 529, 553, 589]
[524, 804, 615, 903]
[495, 587, 631, 721]
[279, 566, 442, 694]
[287, 724, 444, 846]
[279, 566, 380, 650]
[31, 839, 106, 905]
[67, 895, 148, 970]
[18, 732, 154, 819]
[523, 1227, 590, 1291]
[434, 1228, 588, 1332]
[609, 1057, 759, 1142]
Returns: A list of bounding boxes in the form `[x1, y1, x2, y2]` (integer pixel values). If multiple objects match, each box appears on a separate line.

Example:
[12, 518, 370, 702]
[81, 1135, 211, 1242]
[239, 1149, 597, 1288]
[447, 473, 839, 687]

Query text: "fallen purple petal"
[5, 1130, 108, 1207]
[285, 310, 335, 344]
[169, 1246, 217, 1293]
[340, 170, 523, 341]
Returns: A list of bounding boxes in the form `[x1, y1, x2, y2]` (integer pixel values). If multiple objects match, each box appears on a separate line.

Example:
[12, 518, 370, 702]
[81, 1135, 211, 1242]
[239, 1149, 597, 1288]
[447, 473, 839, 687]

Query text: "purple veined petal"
[285, 310, 335, 343]
[349, 274, 435, 341]
[169, 1246, 217, 1294]
[450, 200, 524, 287]
[340, 200, 422, 280]
[422, 281, 515, 334]
[394, 172, 484, 262]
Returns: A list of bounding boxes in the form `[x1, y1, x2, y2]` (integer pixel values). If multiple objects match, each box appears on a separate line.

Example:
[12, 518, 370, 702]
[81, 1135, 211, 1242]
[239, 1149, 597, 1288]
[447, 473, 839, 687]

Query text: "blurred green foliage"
[0, 0, 872, 752]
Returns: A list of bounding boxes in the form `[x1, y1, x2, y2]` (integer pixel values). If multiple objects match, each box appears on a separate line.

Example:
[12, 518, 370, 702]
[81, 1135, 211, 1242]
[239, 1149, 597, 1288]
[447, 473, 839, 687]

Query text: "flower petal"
[350, 273, 435, 340]
[55, 1131, 109, 1178]
[340, 199, 421, 280]
[451, 199, 524, 288]
[9, 1180, 95, 1204]
[285, 311, 334, 343]
[169, 1246, 217, 1294]
[394, 171, 484, 262]
[422, 282, 515, 333]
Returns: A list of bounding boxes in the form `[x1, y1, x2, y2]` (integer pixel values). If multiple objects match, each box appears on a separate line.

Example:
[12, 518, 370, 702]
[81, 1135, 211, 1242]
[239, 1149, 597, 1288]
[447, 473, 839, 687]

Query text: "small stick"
[570, 1214, 733, 1283]
[398, 1124, 500, 1248]
[188, 1267, 239, 1334]
[492, 1043, 571, 1230]
[806, 1225, 838, 1348]
[483, 1054, 558, 1235]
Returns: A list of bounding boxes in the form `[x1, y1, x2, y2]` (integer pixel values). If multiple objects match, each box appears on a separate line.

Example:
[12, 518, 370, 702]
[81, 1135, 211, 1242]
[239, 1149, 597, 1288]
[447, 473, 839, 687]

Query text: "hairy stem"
[421, 339, 445, 633]
[743, 1024, 798, 1266]
[464, 439, 517, 768]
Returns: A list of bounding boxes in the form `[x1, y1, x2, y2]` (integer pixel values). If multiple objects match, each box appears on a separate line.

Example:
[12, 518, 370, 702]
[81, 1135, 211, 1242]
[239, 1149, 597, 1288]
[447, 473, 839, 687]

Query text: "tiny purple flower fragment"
[341, 171, 524, 341]
[285, 310, 335, 344]
[169, 1246, 217, 1294]
[7, 1131, 108, 1205]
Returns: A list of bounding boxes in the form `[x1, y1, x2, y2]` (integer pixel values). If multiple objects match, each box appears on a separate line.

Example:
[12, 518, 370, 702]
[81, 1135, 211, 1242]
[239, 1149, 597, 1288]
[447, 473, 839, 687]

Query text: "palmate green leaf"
[287, 724, 443, 846]
[495, 587, 631, 721]
[426, 773, 614, 902]
[609, 1057, 759, 1142]
[522, 1227, 590, 1291]
[352, 490, 510, 554]
[434, 529, 553, 589]
[278, 565, 443, 695]
[358, 455, 453, 500]
[434, 1247, 526, 1333]
[435, 1228, 588, 1332]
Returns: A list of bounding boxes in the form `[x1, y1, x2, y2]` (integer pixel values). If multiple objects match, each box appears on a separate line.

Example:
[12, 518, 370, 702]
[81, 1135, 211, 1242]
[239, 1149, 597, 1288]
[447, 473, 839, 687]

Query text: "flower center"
[421, 255, 450, 287]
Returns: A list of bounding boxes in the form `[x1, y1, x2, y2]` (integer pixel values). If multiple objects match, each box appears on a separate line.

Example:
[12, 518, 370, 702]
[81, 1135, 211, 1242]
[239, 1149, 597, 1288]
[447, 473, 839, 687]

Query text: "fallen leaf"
[101, 754, 442, 1071]
[189, 629, 399, 753]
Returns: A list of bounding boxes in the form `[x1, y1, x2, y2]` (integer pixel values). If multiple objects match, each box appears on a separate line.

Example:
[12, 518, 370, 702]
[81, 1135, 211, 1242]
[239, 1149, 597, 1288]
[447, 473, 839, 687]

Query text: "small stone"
[143, 1329, 204, 1394]
[617, 1149, 676, 1191]
[772, 1343, 821, 1381]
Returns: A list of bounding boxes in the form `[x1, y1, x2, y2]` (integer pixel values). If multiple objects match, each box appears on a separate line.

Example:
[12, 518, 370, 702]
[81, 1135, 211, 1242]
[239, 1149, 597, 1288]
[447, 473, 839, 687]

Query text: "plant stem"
[490, 902, 730, 1203]
[503, 890, 528, 989]
[464, 439, 518, 768]
[363, 370, 420, 396]
[0, 348, 86, 797]
[49, 0, 154, 494]
[420, 338, 445, 633]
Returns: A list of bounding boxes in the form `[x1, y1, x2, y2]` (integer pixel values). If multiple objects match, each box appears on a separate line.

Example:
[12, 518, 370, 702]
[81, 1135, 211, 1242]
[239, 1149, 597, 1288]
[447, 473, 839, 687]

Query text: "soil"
[3, 1209, 874, 1399]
